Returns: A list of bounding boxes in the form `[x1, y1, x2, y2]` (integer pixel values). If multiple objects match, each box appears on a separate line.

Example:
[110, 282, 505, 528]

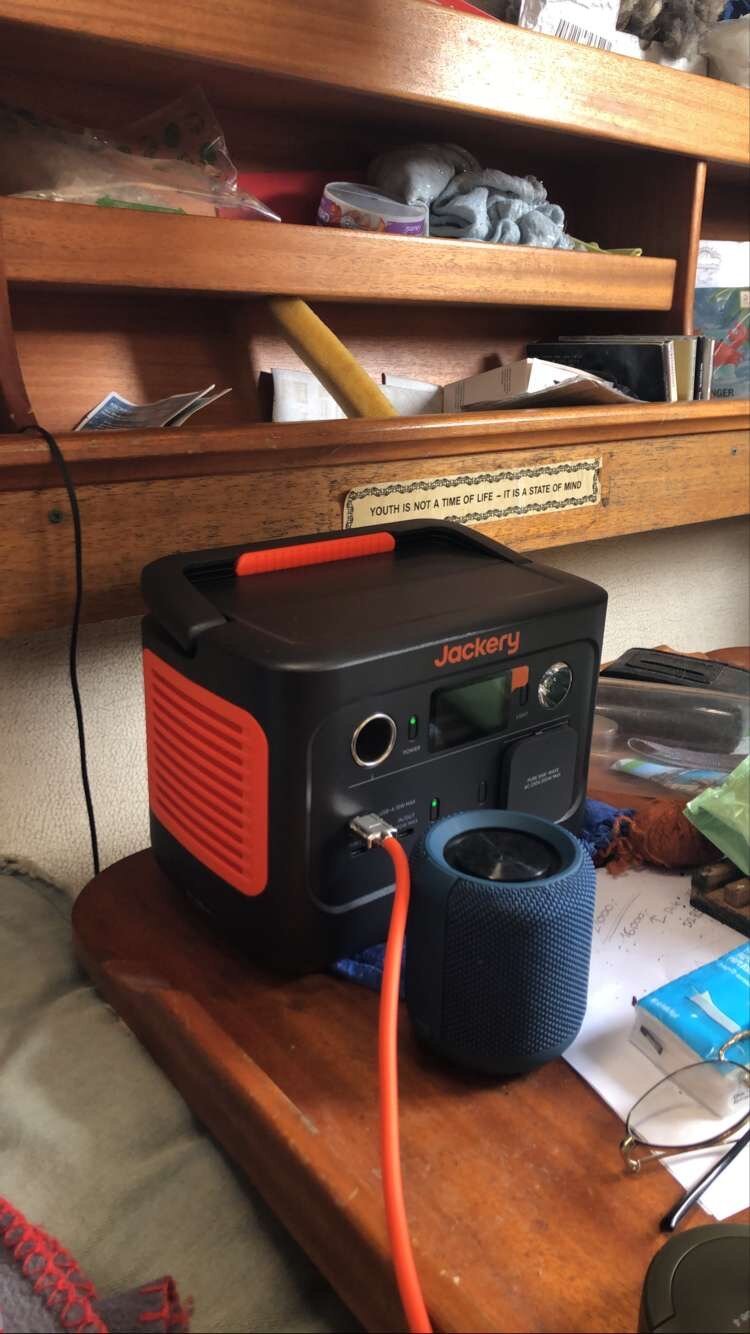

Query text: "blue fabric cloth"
[331, 798, 631, 995]
[367, 146, 572, 249]
[429, 170, 573, 249]
[579, 797, 631, 859]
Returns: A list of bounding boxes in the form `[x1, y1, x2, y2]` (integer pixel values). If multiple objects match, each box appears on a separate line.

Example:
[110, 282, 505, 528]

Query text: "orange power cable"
[379, 835, 432, 1334]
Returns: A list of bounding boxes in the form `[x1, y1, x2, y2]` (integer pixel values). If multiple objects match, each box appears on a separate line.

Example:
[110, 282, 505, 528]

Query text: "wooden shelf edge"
[2, 400, 747, 492]
[0, 200, 676, 311]
[0, 0, 748, 166]
[2, 420, 748, 638]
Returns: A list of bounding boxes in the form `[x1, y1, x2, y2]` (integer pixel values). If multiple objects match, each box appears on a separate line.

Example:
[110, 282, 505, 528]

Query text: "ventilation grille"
[143, 650, 268, 896]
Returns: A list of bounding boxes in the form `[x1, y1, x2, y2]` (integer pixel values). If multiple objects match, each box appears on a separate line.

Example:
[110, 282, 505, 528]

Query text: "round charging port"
[351, 713, 397, 768]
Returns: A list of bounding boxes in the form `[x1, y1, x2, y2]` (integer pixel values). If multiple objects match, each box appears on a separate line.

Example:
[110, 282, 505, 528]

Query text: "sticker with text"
[343, 457, 601, 529]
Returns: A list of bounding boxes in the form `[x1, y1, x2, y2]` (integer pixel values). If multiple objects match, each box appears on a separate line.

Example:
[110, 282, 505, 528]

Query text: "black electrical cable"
[27, 425, 100, 876]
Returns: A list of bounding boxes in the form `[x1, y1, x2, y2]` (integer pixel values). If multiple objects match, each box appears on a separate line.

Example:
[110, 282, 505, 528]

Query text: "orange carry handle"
[235, 531, 395, 576]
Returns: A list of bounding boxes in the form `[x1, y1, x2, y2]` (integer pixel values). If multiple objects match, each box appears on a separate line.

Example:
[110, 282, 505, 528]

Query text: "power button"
[538, 662, 573, 710]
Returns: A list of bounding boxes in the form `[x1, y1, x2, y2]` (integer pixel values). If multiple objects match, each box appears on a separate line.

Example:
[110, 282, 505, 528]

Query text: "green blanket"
[0, 858, 354, 1334]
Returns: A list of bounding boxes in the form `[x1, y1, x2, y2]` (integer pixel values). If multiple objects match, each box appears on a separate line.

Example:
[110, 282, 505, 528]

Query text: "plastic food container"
[589, 677, 749, 807]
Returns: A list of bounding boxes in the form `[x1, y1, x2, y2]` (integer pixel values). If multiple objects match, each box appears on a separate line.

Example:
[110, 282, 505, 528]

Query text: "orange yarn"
[605, 800, 717, 876]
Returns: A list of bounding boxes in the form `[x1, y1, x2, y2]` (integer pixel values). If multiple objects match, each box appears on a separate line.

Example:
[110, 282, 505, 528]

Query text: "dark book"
[528, 341, 677, 403]
[693, 339, 703, 399]
[559, 334, 697, 400]
[697, 336, 716, 400]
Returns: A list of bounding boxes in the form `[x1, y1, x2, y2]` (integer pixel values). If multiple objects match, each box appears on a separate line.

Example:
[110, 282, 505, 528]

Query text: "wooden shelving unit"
[0, 0, 747, 638]
[0, 200, 676, 310]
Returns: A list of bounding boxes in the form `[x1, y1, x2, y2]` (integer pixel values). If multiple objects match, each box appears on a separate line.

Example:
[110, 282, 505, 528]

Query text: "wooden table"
[73, 851, 747, 1334]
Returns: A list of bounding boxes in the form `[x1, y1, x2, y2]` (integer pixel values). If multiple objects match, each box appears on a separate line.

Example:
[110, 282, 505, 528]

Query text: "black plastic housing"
[142, 520, 607, 973]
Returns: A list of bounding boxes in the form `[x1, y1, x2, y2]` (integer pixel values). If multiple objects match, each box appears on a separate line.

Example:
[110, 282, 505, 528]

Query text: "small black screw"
[48, 507, 64, 524]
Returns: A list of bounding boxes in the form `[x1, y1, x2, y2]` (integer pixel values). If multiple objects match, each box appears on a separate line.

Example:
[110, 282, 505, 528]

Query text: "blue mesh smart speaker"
[406, 810, 596, 1075]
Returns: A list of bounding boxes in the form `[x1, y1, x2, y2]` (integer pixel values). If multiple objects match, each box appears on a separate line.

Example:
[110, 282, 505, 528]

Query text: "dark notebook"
[528, 341, 675, 403]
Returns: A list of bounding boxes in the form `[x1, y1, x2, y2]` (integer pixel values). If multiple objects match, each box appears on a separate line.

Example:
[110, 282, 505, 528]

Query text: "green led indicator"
[431, 798, 438, 808]
[409, 715, 417, 727]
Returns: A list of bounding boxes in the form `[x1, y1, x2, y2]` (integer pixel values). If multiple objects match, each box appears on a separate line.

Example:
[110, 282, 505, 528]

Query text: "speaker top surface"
[423, 809, 584, 887]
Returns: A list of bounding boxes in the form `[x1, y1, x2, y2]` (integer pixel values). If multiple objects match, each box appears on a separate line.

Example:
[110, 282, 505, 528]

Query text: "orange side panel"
[143, 649, 268, 897]
[235, 531, 395, 576]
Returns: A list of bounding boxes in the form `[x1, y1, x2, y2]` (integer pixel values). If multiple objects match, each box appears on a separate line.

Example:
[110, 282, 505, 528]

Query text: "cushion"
[0, 858, 354, 1333]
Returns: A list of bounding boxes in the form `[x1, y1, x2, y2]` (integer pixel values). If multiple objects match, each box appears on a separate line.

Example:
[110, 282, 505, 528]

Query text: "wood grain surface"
[602, 158, 705, 335]
[0, 200, 676, 311]
[6, 290, 648, 436]
[702, 176, 750, 242]
[0, 224, 34, 431]
[10, 289, 258, 434]
[72, 852, 749, 1334]
[2, 400, 747, 487]
[1, 0, 748, 166]
[2, 425, 747, 637]
[553, 157, 706, 338]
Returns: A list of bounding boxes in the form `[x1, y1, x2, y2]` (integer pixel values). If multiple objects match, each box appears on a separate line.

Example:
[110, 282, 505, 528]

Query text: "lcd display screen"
[429, 670, 511, 751]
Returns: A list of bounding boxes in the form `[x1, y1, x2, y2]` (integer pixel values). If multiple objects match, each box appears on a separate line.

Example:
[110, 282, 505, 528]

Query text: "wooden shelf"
[1, 400, 747, 637]
[0, 200, 676, 311]
[1, 400, 745, 490]
[0, 0, 748, 167]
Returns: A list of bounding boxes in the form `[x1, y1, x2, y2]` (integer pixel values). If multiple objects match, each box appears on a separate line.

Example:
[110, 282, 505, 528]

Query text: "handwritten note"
[565, 868, 748, 1220]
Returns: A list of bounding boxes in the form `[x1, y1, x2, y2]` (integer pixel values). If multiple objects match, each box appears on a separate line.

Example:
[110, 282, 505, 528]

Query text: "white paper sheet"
[271, 368, 441, 421]
[565, 868, 748, 1220]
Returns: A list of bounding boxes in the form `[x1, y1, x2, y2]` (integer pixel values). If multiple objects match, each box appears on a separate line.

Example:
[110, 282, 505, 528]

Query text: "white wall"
[1, 516, 748, 893]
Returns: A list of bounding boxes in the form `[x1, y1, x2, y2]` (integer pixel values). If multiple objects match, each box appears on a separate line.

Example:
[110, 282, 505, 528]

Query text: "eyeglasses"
[620, 1029, 750, 1232]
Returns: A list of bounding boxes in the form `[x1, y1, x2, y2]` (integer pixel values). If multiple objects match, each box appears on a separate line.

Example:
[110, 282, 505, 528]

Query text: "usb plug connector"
[350, 812, 397, 848]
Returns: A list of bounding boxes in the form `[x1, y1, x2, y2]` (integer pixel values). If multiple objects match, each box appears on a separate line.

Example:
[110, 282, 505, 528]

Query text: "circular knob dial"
[538, 661, 573, 710]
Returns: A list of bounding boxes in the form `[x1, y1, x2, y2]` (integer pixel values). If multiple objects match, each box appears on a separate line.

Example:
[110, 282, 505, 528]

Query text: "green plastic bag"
[685, 755, 750, 876]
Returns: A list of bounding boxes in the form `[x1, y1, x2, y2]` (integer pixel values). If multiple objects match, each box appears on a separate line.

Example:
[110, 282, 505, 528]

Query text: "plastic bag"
[0, 91, 279, 220]
[686, 756, 750, 875]
[122, 88, 239, 181]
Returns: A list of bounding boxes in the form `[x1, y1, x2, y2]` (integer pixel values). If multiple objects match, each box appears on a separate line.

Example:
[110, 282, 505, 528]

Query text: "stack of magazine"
[270, 334, 718, 422]
[527, 336, 715, 403]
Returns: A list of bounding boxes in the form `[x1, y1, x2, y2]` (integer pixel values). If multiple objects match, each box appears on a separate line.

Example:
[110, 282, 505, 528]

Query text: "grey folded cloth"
[367, 142, 480, 206]
[368, 143, 573, 248]
[431, 170, 573, 247]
